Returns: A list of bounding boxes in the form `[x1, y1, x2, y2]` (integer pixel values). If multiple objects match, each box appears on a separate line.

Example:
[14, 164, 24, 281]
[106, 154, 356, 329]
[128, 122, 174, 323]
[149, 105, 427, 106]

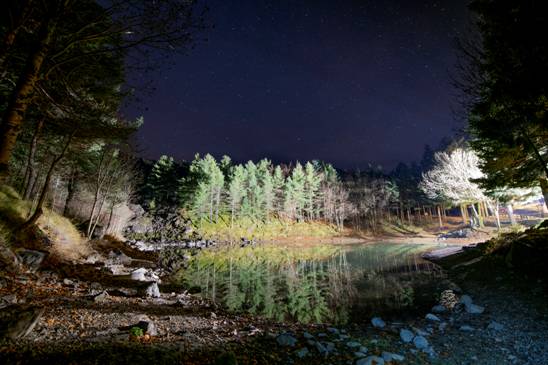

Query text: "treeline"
[145, 155, 352, 229]
[142, 150, 454, 232]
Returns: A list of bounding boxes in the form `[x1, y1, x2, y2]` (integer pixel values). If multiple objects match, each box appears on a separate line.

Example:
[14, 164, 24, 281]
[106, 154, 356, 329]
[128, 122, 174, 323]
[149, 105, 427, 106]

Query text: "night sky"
[126, 0, 470, 170]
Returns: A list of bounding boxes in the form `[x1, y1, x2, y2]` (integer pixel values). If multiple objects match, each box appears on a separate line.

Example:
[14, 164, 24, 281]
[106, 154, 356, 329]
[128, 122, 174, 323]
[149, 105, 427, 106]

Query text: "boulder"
[276, 333, 297, 347]
[400, 328, 414, 343]
[0, 305, 44, 340]
[413, 335, 429, 350]
[145, 282, 161, 298]
[371, 317, 386, 328]
[130, 268, 148, 281]
[15, 249, 46, 273]
[425, 313, 441, 322]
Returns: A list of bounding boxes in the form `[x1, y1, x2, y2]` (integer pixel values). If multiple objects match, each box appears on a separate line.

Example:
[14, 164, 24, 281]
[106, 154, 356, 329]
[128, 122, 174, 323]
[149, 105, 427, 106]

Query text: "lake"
[181, 242, 448, 324]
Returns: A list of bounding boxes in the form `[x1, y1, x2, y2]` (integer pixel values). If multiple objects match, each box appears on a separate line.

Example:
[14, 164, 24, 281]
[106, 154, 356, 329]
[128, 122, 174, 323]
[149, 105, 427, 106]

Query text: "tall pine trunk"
[22, 119, 44, 199]
[0, 15, 58, 178]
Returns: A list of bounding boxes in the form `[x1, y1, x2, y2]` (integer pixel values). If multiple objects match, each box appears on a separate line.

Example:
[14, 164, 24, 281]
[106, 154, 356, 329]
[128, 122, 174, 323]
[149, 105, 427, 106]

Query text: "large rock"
[276, 333, 297, 347]
[0, 244, 21, 273]
[15, 249, 46, 273]
[145, 282, 160, 298]
[130, 268, 148, 281]
[400, 328, 414, 343]
[0, 305, 44, 340]
[413, 335, 429, 350]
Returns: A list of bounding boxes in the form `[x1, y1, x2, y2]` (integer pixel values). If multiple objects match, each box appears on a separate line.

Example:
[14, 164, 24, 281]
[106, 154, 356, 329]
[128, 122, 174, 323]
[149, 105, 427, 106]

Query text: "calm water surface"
[183, 242, 448, 324]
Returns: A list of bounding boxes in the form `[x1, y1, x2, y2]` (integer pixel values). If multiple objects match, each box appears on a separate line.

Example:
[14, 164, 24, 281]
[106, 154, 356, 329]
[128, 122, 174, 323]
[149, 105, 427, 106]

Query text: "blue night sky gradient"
[125, 0, 469, 170]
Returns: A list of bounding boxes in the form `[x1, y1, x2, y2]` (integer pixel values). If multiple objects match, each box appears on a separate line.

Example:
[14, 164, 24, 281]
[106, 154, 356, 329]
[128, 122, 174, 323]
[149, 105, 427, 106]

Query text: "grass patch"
[194, 215, 339, 242]
[0, 185, 90, 260]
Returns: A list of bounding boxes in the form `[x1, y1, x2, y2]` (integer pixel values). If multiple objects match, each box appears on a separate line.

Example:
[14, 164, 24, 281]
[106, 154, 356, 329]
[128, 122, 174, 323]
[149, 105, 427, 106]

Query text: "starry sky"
[125, 0, 470, 170]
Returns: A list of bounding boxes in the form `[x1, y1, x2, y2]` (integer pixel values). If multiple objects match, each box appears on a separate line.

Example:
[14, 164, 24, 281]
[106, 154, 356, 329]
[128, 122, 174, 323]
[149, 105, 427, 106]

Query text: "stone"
[0, 305, 44, 339]
[354, 352, 367, 358]
[93, 291, 109, 302]
[425, 313, 441, 321]
[63, 278, 74, 286]
[356, 355, 385, 365]
[303, 331, 314, 339]
[327, 327, 339, 334]
[400, 328, 414, 343]
[359, 346, 368, 354]
[346, 341, 361, 348]
[465, 303, 485, 314]
[136, 318, 157, 336]
[315, 341, 327, 354]
[459, 325, 474, 332]
[459, 294, 473, 307]
[431, 305, 447, 313]
[16, 249, 46, 273]
[487, 321, 504, 331]
[371, 317, 386, 328]
[276, 333, 297, 347]
[295, 347, 309, 358]
[438, 322, 448, 332]
[413, 335, 429, 350]
[90, 282, 102, 291]
[145, 282, 161, 298]
[382, 352, 404, 362]
[130, 268, 148, 281]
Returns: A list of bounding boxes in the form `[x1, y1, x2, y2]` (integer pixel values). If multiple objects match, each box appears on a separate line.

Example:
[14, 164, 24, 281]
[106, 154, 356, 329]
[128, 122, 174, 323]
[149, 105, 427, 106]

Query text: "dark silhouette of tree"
[458, 0, 548, 203]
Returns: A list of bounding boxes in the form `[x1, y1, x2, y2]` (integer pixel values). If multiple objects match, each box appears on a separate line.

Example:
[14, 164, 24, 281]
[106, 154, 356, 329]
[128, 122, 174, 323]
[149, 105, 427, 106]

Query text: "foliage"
[460, 0, 548, 201]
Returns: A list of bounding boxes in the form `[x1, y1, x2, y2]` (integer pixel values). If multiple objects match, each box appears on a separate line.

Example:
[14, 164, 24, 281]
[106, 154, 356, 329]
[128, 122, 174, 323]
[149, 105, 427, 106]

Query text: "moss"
[0, 184, 89, 259]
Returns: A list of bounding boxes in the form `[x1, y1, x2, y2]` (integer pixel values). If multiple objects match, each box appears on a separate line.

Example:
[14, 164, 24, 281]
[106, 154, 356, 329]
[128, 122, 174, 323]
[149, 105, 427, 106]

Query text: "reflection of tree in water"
[182, 243, 443, 324]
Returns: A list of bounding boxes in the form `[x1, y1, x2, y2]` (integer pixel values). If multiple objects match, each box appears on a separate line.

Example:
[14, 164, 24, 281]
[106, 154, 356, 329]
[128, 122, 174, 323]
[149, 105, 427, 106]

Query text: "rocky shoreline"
[1, 236, 547, 364]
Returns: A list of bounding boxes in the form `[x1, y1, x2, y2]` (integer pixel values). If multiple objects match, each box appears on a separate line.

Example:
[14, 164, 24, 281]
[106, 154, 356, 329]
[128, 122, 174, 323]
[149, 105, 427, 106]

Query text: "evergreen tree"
[272, 165, 285, 215]
[284, 162, 306, 221]
[227, 164, 246, 226]
[257, 159, 274, 220]
[304, 162, 322, 220]
[147, 155, 178, 209]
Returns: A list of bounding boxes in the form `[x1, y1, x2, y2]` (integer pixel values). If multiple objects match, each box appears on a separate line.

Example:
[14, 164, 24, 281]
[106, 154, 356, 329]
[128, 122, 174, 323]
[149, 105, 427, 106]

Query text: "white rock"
[145, 282, 160, 298]
[131, 268, 148, 281]
[425, 313, 441, 322]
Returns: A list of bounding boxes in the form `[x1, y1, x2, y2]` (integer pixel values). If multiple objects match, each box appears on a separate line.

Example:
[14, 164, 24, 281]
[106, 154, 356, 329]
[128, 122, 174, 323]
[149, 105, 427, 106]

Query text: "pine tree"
[257, 159, 274, 221]
[304, 162, 322, 220]
[147, 155, 178, 208]
[227, 165, 246, 226]
[272, 165, 285, 215]
[284, 162, 306, 221]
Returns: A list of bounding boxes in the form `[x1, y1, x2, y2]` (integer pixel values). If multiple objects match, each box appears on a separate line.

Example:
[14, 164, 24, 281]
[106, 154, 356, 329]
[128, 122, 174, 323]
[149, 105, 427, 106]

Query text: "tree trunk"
[19, 133, 72, 231]
[63, 167, 78, 216]
[539, 177, 548, 212]
[22, 119, 44, 200]
[436, 205, 443, 229]
[0, 15, 58, 178]
[460, 204, 467, 225]
[506, 203, 516, 226]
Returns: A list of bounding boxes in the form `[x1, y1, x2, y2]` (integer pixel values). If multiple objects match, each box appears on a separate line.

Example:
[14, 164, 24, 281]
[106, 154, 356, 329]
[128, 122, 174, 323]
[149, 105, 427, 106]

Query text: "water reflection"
[182, 243, 443, 324]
